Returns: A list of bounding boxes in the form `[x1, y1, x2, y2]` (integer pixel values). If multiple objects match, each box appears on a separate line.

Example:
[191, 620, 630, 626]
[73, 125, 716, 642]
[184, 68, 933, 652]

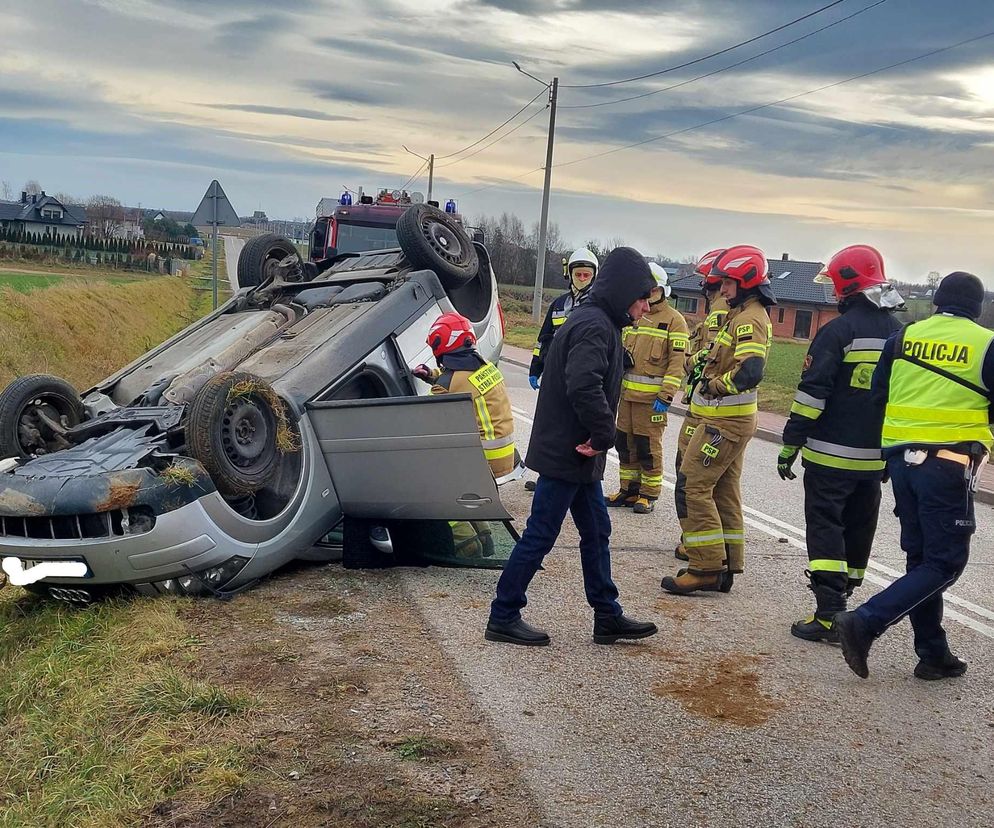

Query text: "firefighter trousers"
[678, 415, 756, 573]
[615, 400, 667, 499]
[674, 413, 700, 520]
[803, 468, 882, 594]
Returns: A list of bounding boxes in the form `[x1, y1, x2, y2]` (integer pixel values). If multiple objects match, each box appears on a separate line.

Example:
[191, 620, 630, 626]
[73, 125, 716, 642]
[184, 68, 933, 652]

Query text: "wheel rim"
[14, 394, 77, 455]
[419, 216, 464, 264]
[220, 396, 275, 471]
[263, 250, 295, 281]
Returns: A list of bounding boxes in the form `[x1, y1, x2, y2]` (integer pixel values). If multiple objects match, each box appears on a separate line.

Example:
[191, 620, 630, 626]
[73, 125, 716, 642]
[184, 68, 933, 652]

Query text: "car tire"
[396, 204, 479, 289]
[185, 371, 283, 496]
[237, 233, 300, 288]
[0, 374, 84, 459]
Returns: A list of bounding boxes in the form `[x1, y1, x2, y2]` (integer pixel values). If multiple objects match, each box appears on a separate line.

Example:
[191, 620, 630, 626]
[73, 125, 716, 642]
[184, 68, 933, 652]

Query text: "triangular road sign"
[190, 179, 240, 226]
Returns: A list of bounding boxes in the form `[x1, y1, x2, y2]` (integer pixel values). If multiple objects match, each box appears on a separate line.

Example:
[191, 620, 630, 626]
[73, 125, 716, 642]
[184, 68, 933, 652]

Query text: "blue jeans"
[489, 475, 623, 624]
[856, 454, 975, 661]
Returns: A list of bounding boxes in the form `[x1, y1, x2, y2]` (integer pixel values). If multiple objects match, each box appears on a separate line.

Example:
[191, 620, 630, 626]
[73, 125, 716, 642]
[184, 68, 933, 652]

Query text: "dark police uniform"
[782, 296, 902, 639]
[529, 289, 587, 380]
[854, 309, 993, 669]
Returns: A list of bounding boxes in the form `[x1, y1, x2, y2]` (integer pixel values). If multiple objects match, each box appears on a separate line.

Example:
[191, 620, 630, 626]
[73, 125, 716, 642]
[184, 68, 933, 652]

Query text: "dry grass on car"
[226, 379, 301, 454]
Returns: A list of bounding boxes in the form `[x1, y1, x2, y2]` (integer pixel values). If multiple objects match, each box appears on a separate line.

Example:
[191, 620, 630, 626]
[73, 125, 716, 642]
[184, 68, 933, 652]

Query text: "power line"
[435, 86, 549, 160]
[561, 0, 848, 89]
[436, 104, 549, 169]
[398, 158, 429, 192]
[561, 0, 890, 110]
[553, 29, 994, 170]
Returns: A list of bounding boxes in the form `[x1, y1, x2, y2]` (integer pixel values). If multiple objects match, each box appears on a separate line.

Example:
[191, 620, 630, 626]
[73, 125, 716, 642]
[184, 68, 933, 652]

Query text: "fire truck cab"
[309, 189, 463, 262]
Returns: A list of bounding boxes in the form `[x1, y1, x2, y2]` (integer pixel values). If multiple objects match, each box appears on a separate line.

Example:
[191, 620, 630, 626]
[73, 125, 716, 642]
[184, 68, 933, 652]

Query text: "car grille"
[1, 510, 128, 540]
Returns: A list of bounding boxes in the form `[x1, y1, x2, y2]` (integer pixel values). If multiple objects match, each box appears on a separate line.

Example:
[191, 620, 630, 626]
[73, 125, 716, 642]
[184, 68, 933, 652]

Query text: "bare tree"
[51, 191, 77, 205]
[85, 195, 126, 238]
[0, 180, 11, 201]
[23, 179, 42, 196]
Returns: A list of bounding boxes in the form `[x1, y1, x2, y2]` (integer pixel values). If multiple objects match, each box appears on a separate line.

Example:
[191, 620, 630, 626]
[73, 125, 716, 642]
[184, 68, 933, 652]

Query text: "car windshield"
[335, 221, 399, 254]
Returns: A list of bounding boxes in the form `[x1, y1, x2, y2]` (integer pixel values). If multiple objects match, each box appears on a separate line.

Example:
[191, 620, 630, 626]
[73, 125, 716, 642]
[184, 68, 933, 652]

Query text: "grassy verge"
[0, 271, 144, 293]
[0, 590, 251, 828]
[498, 282, 554, 350]
[0, 276, 201, 390]
[762, 339, 807, 416]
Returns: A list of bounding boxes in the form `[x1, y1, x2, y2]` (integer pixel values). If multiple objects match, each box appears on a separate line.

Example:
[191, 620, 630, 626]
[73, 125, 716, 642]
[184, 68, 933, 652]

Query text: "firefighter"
[606, 263, 689, 513]
[414, 312, 516, 556]
[778, 245, 904, 643]
[674, 248, 728, 560]
[662, 245, 775, 595]
[528, 248, 599, 388]
[836, 272, 992, 680]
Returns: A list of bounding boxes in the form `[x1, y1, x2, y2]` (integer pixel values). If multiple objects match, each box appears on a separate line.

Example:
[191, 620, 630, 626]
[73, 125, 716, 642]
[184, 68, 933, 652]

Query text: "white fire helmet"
[649, 262, 671, 300]
[567, 248, 599, 275]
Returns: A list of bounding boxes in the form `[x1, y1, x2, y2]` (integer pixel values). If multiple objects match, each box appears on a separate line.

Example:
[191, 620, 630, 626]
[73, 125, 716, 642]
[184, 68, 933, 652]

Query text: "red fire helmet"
[695, 248, 727, 287]
[426, 312, 477, 358]
[814, 245, 887, 298]
[712, 245, 769, 289]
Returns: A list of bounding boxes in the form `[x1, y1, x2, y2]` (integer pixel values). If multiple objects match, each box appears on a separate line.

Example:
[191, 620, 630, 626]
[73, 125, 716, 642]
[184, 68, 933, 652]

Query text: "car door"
[305, 395, 511, 521]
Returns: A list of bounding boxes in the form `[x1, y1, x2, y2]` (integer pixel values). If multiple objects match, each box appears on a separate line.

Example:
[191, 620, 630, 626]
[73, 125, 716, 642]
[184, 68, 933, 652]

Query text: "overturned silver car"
[0, 205, 514, 602]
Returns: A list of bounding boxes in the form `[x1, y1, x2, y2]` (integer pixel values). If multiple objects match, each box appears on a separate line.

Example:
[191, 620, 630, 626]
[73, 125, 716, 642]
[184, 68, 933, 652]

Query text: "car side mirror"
[472, 229, 485, 244]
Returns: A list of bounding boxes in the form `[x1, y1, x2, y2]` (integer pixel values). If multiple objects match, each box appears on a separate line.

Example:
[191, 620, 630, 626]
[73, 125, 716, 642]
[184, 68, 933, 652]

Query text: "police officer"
[415, 312, 517, 556]
[528, 248, 599, 388]
[606, 263, 689, 513]
[836, 272, 992, 680]
[674, 249, 728, 560]
[662, 245, 775, 595]
[778, 246, 904, 643]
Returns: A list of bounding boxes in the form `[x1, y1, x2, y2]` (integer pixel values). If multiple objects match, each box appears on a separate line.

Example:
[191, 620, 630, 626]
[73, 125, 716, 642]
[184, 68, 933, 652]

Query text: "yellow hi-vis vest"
[882, 314, 993, 451]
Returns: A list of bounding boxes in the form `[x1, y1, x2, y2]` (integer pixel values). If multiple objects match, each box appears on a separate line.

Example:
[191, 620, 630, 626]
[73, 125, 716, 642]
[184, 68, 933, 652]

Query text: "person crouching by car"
[414, 312, 516, 557]
[486, 247, 660, 647]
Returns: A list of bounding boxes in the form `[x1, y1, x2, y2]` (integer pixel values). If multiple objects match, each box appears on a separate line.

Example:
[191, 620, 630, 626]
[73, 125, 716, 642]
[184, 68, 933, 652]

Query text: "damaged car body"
[0, 204, 515, 602]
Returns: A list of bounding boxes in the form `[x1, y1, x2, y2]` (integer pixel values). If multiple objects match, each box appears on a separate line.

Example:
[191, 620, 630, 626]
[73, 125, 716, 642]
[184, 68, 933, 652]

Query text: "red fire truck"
[309, 189, 464, 262]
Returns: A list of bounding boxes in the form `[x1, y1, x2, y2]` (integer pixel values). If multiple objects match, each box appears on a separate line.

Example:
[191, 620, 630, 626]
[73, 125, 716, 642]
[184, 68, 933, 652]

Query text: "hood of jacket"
[438, 346, 486, 372]
[587, 247, 655, 328]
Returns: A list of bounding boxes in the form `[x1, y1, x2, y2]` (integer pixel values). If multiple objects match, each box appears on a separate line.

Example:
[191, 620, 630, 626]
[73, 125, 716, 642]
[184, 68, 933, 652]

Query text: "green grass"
[762, 339, 808, 416]
[0, 271, 141, 293]
[0, 589, 252, 827]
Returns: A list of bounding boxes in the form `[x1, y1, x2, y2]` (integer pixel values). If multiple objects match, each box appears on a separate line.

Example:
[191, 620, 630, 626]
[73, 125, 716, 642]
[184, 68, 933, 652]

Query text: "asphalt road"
[222, 235, 244, 292]
[399, 355, 994, 828]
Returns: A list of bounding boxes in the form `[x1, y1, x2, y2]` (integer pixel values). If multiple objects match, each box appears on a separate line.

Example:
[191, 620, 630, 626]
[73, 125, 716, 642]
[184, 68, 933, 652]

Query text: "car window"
[336, 222, 399, 253]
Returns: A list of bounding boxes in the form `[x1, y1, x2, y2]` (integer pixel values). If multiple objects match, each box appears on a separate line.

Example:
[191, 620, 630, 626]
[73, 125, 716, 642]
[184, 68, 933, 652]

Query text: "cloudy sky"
[2, 0, 993, 282]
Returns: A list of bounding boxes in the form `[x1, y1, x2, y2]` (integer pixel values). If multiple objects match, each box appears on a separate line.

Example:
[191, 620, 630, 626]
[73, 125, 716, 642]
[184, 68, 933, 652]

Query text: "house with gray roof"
[0, 191, 87, 238]
[668, 253, 836, 340]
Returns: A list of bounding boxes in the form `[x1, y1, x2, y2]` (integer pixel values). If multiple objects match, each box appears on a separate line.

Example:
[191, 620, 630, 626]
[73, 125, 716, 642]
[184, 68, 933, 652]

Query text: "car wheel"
[396, 204, 479, 289]
[236, 233, 301, 288]
[185, 371, 286, 496]
[0, 374, 84, 459]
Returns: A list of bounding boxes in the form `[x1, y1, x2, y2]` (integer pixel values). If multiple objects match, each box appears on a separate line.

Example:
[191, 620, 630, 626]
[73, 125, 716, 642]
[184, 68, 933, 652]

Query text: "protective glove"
[529, 375, 540, 391]
[777, 445, 800, 481]
[652, 398, 670, 414]
[412, 364, 432, 382]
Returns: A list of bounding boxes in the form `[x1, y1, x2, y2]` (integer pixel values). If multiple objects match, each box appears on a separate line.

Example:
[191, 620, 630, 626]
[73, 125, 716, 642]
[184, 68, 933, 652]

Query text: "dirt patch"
[651, 653, 782, 728]
[146, 565, 547, 828]
[97, 477, 142, 511]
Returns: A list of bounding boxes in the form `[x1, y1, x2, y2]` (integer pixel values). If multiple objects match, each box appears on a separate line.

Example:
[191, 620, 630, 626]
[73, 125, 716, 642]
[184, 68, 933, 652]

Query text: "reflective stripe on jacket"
[433, 362, 517, 476]
[782, 297, 902, 476]
[881, 314, 994, 451]
[529, 288, 587, 378]
[621, 301, 690, 404]
[690, 296, 771, 419]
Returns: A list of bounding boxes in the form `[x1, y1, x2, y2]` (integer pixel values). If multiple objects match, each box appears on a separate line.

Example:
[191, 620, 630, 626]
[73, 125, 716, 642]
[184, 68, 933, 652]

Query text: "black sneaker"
[834, 611, 874, 679]
[593, 613, 658, 644]
[485, 617, 550, 646]
[914, 652, 967, 681]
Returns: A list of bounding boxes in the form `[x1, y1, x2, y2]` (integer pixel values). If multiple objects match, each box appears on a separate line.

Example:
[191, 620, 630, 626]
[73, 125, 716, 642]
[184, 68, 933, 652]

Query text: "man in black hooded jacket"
[486, 247, 660, 646]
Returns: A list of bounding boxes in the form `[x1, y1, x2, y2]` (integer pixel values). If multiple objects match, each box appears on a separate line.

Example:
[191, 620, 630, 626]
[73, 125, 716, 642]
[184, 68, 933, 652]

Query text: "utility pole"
[531, 76, 558, 323]
[427, 153, 435, 203]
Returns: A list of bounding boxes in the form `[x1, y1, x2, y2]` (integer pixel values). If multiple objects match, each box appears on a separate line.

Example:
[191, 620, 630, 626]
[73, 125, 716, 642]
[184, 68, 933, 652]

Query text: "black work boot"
[791, 571, 847, 644]
[632, 496, 656, 514]
[834, 611, 874, 678]
[593, 613, 658, 644]
[605, 487, 638, 507]
[485, 617, 551, 647]
[914, 651, 968, 681]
